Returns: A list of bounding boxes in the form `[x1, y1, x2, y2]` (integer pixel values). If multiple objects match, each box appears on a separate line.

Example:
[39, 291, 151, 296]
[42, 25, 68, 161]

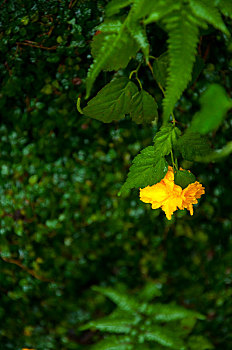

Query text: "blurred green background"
[0, 0, 232, 349]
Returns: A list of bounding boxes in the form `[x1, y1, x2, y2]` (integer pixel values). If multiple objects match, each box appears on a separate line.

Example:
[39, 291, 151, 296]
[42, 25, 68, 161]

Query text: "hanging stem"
[171, 150, 178, 171]
[171, 111, 176, 125]
[77, 96, 84, 114]
[136, 76, 143, 90]
[129, 70, 137, 79]
[129, 62, 142, 79]
[129, 62, 143, 90]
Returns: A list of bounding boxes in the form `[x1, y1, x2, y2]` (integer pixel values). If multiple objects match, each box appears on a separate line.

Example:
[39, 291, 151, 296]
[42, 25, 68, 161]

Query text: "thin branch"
[1, 256, 53, 282]
[16, 41, 58, 51]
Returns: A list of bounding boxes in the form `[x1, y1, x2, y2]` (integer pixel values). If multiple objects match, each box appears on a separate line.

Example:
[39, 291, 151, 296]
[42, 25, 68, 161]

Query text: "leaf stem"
[171, 149, 178, 171]
[129, 62, 143, 89]
[129, 62, 142, 79]
[129, 70, 137, 79]
[136, 77, 143, 90]
[171, 111, 176, 125]
[77, 97, 84, 114]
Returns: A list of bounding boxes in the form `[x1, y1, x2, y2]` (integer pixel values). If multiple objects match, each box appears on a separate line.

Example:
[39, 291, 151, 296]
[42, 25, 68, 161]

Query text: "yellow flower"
[140, 166, 205, 220]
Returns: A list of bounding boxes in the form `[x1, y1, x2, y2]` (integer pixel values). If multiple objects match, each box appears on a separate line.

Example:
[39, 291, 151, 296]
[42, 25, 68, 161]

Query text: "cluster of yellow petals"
[140, 166, 205, 220]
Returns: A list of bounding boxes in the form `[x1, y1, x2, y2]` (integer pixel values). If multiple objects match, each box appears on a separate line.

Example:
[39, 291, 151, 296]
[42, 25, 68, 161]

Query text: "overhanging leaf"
[174, 170, 196, 189]
[153, 126, 181, 156]
[189, 0, 230, 36]
[162, 8, 200, 122]
[153, 52, 169, 89]
[83, 77, 138, 123]
[127, 19, 150, 62]
[119, 146, 168, 196]
[91, 29, 139, 72]
[130, 90, 158, 124]
[190, 84, 232, 134]
[188, 335, 214, 350]
[176, 132, 211, 161]
[189, 55, 205, 85]
[86, 19, 139, 98]
[105, 0, 133, 17]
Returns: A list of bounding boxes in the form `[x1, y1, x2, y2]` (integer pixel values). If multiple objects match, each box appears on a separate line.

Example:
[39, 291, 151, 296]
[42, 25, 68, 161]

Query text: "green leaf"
[90, 20, 139, 73]
[188, 335, 214, 350]
[218, 0, 232, 19]
[79, 318, 132, 333]
[92, 286, 139, 313]
[90, 336, 132, 350]
[140, 1, 181, 25]
[153, 52, 169, 89]
[189, 0, 230, 36]
[176, 132, 211, 161]
[127, 20, 150, 62]
[130, 90, 158, 124]
[153, 126, 181, 156]
[139, 282, 162, 301]
[144, 326, 186, 350]
[86, 20, 139, 98]
[195, 141, 232, 163]
[105, 0, 133, 17]
[190, 84, 232, 134]
[174, 170, 196, 189]
[153, 53, 204, 91]
[145, 303, 205, 322]
[83, 78, 138, 123]
[189, 55, 205, 85]
[119, 146, 168, 196]
[162, 7, 200, 122]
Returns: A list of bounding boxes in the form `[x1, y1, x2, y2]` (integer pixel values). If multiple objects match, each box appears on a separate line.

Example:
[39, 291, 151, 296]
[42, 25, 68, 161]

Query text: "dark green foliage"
[153, 52, 169, 89]
[105, 0, 133, 17]
[86, 24, 139, 98]
[90, 20, 139, 72]
[119, 146, 168, 196]
[190, 84, 232, 134]
[153, 126, 181, 157]
[83, 78, 138, 122]
[174, 170, 196, 189]
[176, 133, 211, 161]
[0, 1, 232, 350]
[130, 90, 158, 124]
[81, 286, 209, 350]
[189, 0, 230, 36]
[162, 6, 200, 122]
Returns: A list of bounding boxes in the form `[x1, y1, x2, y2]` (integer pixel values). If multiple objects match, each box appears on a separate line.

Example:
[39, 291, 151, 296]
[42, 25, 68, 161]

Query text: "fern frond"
[127, 20, 150, 62]
[144, 326, 186, 350]
[80, 317, 132, 333]
[105, 0, 133, 17]
[131, 0, 180, 23]
[162, 6, 199, 122]
[217, 0, 232, 19]
[145, 303, 205, 321]
[143, 1, 181, 25]
[90, 336, 131, 350]
[189, 0, 230, 35]
[92, 286, 140, 313]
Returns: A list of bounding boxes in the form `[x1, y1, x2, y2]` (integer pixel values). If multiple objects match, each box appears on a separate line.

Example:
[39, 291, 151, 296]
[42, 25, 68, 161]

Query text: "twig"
[16, 41, 58, 50]
[1, 256, 53, 282]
